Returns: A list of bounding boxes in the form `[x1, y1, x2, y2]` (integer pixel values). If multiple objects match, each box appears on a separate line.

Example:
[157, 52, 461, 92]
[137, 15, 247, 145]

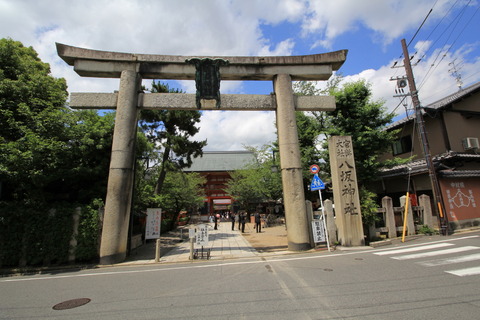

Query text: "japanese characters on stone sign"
[336, 140, 359, 215]
[145, 208, 162, 240]
[328, 135, 364, 246]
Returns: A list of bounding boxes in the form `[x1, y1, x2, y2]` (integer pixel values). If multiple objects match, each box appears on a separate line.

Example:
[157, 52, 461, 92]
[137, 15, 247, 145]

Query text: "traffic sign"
[309, 164, 320, 174]
[310, 174, 325, 191]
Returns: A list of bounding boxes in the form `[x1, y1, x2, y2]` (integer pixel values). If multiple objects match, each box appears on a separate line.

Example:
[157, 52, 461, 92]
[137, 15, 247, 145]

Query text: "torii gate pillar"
[274, 74, 310, 250]
[100, 70, 142, 264]
[56, 43, 347, 264]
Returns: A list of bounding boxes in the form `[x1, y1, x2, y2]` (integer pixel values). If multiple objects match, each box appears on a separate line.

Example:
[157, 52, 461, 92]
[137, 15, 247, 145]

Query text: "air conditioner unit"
[462, 137, 479, 150]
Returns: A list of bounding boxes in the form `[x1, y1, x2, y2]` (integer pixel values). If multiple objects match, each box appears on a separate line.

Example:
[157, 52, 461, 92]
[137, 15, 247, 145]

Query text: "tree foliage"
[0, 39, 112, 266]
[225, 145, 282, 210]
[157, 171, 206, 215]
[139, 81, 206, 195]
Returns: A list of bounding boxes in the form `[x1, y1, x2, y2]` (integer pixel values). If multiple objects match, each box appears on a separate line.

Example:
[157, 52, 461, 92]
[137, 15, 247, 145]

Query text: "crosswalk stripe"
[419, 253, 480, 267]
[373, 243, 453, 256]
[391, 246, 479, 260]
[446, 266, 480, 277]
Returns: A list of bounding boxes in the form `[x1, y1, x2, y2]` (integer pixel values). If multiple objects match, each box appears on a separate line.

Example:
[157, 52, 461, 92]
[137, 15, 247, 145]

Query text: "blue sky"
[1, 0, 479, 151]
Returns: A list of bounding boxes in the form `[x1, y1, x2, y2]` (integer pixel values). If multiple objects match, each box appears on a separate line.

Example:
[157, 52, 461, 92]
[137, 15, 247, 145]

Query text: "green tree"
[139, 81, 206, 195]
[225, 145, 282, 210]
[157, 171, 206, 216]
[0, 39, 114, 266]
[0, 38, 68, 201]
[326, 80, 400, 186]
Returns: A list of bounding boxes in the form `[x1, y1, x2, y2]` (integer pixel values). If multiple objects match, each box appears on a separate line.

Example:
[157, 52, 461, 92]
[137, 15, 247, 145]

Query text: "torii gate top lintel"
[56, 43, 347, 81]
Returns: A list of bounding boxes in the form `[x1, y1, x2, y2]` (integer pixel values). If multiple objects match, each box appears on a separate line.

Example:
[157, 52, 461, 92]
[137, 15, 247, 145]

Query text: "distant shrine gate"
[57, 43, 348, 264]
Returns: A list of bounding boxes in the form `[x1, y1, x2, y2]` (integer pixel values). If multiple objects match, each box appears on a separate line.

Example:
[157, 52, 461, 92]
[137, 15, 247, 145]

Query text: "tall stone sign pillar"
[328, 136, 365, 246]
[100, 70, 142, 264]
[274, 74, 310, 251]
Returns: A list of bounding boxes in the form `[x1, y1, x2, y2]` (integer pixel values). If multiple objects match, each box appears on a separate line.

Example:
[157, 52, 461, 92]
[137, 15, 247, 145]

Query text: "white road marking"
[446, 266, 480, 277]
[392, 246, 479, 260]
[373, 243, 454, 255]
[419, 253, 480, 266]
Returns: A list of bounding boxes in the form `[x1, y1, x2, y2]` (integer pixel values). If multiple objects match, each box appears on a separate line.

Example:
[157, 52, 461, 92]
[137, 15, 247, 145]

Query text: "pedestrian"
[241, 212, 246, 233]
[214, 213, 219, 230]
[231, 213, 236, 231]
[237, 211, 242, 230]
[255, 212, 262, 233]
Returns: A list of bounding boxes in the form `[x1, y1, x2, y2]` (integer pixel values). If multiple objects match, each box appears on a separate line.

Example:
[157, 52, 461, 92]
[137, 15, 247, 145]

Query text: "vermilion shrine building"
[185, 151, 255, 216]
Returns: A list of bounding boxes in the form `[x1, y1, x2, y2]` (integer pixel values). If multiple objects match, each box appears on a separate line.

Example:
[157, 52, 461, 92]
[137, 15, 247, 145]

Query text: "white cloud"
[196, 111, 277, 151]
[302, 0, 453, 49]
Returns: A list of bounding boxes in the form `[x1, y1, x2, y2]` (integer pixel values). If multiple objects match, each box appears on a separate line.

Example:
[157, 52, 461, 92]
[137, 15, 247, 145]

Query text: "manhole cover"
[355, 258, 364, 261]
[323, 268, 333, 272]
[53, 298, 91, 310]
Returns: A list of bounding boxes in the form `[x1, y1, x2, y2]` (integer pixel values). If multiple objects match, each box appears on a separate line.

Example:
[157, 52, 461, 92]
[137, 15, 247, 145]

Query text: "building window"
[392, 135, 412, 155]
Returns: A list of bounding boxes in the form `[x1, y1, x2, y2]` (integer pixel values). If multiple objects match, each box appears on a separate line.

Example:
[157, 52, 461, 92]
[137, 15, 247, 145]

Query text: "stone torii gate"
[56, 43, 347, 264]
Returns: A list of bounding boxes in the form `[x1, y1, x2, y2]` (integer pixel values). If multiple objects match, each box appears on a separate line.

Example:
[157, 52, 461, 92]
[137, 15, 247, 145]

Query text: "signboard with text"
[195, 224, 209, 247]
[312, 218, 326, 243]
[145, 208, 162, 240]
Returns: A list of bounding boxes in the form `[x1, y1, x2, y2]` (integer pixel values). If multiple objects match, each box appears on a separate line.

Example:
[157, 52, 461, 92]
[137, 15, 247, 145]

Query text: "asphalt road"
[1, 231, 479, 319]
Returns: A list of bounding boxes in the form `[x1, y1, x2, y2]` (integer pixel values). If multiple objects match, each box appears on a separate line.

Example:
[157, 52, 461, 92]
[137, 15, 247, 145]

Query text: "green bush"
[0, 201, 74, 267]
[74, 199, 103, 263]
[0, 199, 103, 267]
[418, 224, 436, 235]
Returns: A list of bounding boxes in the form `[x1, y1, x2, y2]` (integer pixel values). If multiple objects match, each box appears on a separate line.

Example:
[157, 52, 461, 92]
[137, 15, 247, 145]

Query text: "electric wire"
[417, 1, 478, 90]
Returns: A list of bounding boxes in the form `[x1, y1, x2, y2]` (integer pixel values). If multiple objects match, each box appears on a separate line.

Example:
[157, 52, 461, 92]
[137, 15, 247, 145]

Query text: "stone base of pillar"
[288, 241, 311, 251]
[99, 252, 126, 265]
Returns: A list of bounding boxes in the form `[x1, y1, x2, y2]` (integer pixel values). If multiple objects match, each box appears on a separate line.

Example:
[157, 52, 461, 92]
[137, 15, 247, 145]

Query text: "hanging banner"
[145, 208, 162, 240]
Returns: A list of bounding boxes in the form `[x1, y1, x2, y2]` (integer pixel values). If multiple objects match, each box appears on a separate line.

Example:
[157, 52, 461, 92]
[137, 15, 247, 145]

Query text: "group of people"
[210, 211, 264, 233]
[228, 212, 263, 233]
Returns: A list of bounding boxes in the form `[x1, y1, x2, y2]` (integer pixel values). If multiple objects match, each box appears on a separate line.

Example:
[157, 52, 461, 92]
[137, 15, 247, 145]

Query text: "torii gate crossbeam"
[57, 43, 347, 264]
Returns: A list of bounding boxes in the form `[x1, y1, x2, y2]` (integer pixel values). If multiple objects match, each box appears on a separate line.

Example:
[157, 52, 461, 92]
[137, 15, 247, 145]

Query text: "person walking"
[214, 213, 220, 230]
[254, 212, 262, 233]
[241, 212, 246, 233]
[231, 213, 236, 231]
[237, 211, 242, 230]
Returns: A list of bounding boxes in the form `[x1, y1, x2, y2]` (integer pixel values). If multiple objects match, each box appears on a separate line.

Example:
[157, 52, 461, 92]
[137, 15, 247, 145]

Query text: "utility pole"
[400, 38, 448, 234]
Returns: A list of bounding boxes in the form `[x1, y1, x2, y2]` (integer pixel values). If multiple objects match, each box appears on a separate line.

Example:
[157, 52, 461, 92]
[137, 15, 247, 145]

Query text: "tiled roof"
[379, 151, 480, 178]
[440, 170, 480, 178]
[184, 151, 256, 172]
[386, 81, 480, 130]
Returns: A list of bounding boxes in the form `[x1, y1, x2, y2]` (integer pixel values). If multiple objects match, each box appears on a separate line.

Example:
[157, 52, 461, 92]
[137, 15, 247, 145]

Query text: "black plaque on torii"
[186, 57, 229, 109]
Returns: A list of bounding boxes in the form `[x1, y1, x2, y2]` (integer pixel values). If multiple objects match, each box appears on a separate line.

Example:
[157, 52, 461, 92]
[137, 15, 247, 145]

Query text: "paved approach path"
[122, 221, 292, 265]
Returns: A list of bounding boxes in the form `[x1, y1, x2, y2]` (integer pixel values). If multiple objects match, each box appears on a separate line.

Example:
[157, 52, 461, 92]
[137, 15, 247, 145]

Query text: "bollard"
[155, 238, 161, 262]
[189, 237, 194, 260]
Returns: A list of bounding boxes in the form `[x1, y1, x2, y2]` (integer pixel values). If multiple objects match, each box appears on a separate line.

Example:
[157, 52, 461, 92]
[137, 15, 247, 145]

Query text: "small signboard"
[310, 174, 325, 191]
[312, 219, 326, 243]
[145, 208, 162, 240]
[195, 224, 209, 247]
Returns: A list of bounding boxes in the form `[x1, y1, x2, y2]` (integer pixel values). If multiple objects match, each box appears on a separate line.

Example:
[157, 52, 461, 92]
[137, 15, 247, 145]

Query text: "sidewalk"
[121, 221, 290, 265]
